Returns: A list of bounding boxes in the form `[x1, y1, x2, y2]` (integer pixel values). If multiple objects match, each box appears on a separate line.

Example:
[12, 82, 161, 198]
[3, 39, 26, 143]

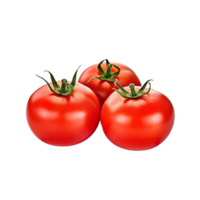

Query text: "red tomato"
[100, 81, 175, 150]
[26, 70, 100, 146]
[78, 59, 141, 106]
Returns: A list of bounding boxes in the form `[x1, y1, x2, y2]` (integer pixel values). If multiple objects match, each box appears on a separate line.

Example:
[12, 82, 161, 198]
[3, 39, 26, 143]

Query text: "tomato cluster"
[26, 59, 175, 150]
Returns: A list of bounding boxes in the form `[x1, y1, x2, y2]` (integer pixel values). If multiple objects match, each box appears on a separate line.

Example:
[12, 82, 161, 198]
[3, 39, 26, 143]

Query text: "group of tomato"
[26, 59, 175, 150]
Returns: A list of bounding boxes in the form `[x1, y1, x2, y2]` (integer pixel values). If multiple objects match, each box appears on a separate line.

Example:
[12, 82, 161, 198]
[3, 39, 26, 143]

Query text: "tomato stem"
[113, 79, 153, 99]
[86, 59, 121, 84]
[129, 83, 137, 96]
[105, 64, 112, 78]
[60, 79, 68, 93]
[36, 66, 81, 96]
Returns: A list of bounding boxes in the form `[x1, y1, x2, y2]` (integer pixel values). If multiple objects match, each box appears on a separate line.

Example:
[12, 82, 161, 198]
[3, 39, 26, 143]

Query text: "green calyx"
[113, 79, 153, 99]
[86, 59, 120, 85]
[36, 66, 81, 96]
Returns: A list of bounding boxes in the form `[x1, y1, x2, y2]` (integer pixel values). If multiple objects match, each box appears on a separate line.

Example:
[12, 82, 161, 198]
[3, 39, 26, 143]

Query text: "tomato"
[78, 59, 141, 106]
[26, 68, 100, 146]
[100, 80, 175, 150]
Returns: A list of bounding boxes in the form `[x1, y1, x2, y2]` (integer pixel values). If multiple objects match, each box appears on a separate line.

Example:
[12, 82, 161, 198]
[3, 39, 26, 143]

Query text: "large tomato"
[26, 68, 100, 146]
[78, 59, 141, 106]
[100, 80, 175, 151]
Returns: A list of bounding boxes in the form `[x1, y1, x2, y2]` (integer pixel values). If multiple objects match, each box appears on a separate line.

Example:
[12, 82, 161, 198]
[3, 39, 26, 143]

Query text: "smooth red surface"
[100, 87, 175, 150]
[26, 82, 101, 146]
[78, 62, 141, 106]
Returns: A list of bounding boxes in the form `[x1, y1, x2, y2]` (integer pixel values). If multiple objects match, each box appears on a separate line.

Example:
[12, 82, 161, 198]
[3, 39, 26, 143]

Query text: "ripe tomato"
[78, 59, 141, 106]
[26, 68, 100, 146]
[100, 80, 175, 151]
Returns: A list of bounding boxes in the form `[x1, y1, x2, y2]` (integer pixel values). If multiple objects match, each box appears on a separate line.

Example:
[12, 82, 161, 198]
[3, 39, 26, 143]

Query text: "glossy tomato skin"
[101, 87, 175, 150]
[26, 82, 100, 146]
[78, 62, 141, 106]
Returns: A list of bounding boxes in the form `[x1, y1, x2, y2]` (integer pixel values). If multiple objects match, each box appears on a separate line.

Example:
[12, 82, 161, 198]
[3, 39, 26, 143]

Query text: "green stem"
[86, 58, 120, 85]
[129, 83, 137, 96]
[60, 79, 68, 93]
[37, 66, 80, 96]
[105, 64, 112, 78]
[113, 79, 153, 99]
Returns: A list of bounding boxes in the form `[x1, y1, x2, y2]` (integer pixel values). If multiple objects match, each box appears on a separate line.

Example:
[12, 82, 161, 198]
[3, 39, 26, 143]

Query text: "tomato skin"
[26, 82, 100, 146]
[100, 87, 175, 150]
[78, 62, 141, 106]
